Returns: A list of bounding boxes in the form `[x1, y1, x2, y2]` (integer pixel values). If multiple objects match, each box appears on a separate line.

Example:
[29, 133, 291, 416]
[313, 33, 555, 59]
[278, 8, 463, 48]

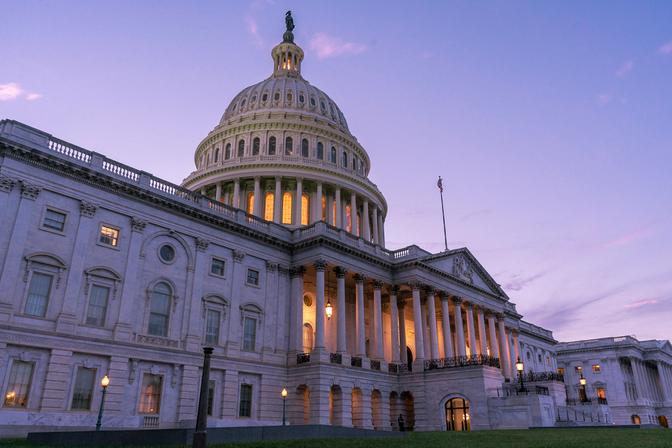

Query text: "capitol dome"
[182, 13, 387, 246]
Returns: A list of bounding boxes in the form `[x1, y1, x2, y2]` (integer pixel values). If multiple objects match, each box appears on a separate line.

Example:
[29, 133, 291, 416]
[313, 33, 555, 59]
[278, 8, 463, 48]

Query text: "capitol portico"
[0, 12, 670, 437]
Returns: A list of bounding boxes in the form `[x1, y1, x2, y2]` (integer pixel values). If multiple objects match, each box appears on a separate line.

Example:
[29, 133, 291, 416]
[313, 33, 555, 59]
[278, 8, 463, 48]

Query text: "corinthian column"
[314, 182, 323, 223]
[411, 283, 425, 362]
[233, 178, 240, 208]
[465, 302, 477, 357]
[477, 306, 488, 355]
[314, 260, 326, 351]
[294, 177, 303, 225]
[372, 280, 384, 360]
[399, 299, 408, 364]
[335, 188, 342, 228]
[453, 297, 466, 356]
[355, 274, 366, 357]
[426, 290, 439, 359]
[335, 267, 347, 354]
[440, 294, 454, 358]
[389, 286, 400, 363]
[497, 315, 512, 378]
[487, 313, 500, 359]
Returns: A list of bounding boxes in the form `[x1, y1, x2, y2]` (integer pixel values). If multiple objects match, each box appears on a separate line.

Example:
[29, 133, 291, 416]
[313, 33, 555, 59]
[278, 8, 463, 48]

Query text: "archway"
[302, 323, 314, 353]
[658, 415, 668, 428]
[631, 414, 641, 425]
[400, 391, 415, 431]
[445, 397, 470, 432]
[352, 388, 364, 428]
[371, 389, 383, 430]
[389, 392, 400, 430]
[330, 385, 343, 426]
[295, 385, 310, 424]
[406, 347, 413, 371]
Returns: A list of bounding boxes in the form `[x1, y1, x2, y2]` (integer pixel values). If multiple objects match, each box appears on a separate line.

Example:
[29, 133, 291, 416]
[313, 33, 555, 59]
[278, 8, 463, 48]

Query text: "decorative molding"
[79, 201, 97, 218]
[265, 261, 278, 272]
[233, 250, 245, 263]
[452, 254, 474, 284]
[195, 237, 209, 252]
[408, 281, 423, 291]
[333, 266, 347, 278]
[372, 279, 384, 290]
[390, 285, 400, 296]
[353, 273, 365, 284]
[314, 259, 327, 271]
[130, 217, 147, 232]
[20, 181, 41, 200]
[452, 296, 463, 306]
[0, 175, 16, 193]
[289, 266, 306, 278]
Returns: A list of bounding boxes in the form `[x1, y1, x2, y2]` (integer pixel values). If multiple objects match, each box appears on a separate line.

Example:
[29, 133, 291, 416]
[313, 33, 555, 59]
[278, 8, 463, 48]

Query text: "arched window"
[353, 156, 358, 171]
[247, 192, 254, 215]
[356, 212, 361, 237]
[264, 192, 274, 221]
[303, 323, 314, 353]
[225, 143, 231, 160]
[332, 200, 337, 226]
[268, 136, 276, 155]
[317, 142, 324, 160]
[445, 398, 470, 432]
[330, 146, 337, 163]
[148, 282, 171, 337]
[301, 193, 310, 226]
[321, 195, 326, 221]
[237, 139, 245, 157]
[282, 192, 293, 224]
[341, 151, 348, 168]
[301, 139, 309, 157]
[345, 205, 352, 232]
[252, 137, 260, 155]
[285, 137, 293, 155]
[214, 148, 220, 163]
[631, 415, 641, 425]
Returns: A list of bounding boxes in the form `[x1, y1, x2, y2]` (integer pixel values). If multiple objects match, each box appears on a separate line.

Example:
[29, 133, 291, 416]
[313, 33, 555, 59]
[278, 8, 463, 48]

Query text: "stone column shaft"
[453, 298, 466, 356]
[372, 206, 379, 245]
[477, 307, 488, 355]
[465, 303, 477, 357]
[440, 297, 454, 358]
[335, 188, 342, 228]
[273, 177, 282, 223]
[314, 261, 326, 350]
[399, 301, 408, 363]
[294, 178, 303, 225]
[215, 182, 222, 201]
[336, 268, 347, 353]
[362, 200, 371, 241]
[411, 286, 425, 361]
[426, 292, 439, 359]
[233, 178, 240, 209]
[315, 183, 323, 223]
[389, 289, 400, 363]
[253, 177, 262, 217]
[373, 283, 383, 360]
[355, 276, 366, 357]
[350, 192, 357, 235]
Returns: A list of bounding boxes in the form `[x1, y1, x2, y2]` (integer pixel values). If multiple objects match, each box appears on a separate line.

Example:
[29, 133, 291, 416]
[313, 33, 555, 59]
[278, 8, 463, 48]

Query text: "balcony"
[519, 371, 565, 383]
[424, 355, 500, 371]
[296, 353, 311, 364]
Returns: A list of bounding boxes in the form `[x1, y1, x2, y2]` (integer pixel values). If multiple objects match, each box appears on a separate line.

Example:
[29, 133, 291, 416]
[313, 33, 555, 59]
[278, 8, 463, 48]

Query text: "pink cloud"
[659, 41, 672, 55]
[624, 299, 658, 309]
[604, 225, 655, 248]
[309, 32, 367, 60]
[0, 82, 41, 101]
[596, 93, 611, 106]
[615, 60, 634, 77]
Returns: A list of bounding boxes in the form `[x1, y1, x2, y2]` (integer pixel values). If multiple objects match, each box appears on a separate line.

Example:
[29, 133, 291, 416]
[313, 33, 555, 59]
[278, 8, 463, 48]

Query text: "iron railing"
[297, 353, 310, 364]
[424, 355, 500, 371]
[330, 353, 342, 365]
[520, 371, 565, 383]
[370, 360, 381, 371]
[493, 386, 549, 397]
[351, 356, 362, 368]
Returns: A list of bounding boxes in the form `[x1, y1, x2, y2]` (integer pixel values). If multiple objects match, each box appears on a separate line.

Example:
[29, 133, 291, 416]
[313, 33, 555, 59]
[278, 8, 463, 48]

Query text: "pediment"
[421, 248, 508, 298]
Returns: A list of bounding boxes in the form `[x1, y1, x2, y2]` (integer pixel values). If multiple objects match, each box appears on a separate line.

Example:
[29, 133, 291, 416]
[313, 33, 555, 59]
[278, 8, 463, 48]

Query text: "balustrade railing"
[493, 386, 549, 397]
[351, 356, 362, 368]
[424, 355, 500, 371]
[330, 353, 342, 365]
[520, 371, 564, 383]
[370, 360, 381, 371]
[297, 353, 310, 364]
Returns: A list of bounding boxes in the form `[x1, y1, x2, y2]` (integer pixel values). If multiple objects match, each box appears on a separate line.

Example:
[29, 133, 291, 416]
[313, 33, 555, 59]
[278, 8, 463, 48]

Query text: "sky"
[2, 0, 672, 343]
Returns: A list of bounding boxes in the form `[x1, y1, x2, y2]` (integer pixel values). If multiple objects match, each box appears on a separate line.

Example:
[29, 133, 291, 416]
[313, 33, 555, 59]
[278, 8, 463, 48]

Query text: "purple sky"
[3, 1, 671, 343]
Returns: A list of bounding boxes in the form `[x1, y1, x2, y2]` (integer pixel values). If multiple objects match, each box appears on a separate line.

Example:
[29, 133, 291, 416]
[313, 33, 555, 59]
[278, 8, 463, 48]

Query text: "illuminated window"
[99, 225, 119, 247]
[597, 387, 606, 400]
[301, 193, 310, 225]
[282, 192, 293, 224]
[268, 136, 276, 155]
[592, 364, 601, 374]
[557, 367, 565, 375]
[285, 137, 293, 155]
[3, 361, 33, 408]
[237, 140, 245, 157]
[332, 200, 337, 226]
[317, 142, 324, 160]
[264, 192, 274, 221]
[345, 205, 352, 232]
[247, 193, 254, 215]
[225, 143, 231, 159]
[356, 212, 361, 236]
[574, 366, 583, 373]
[321, 195, 326, 221]
[252, 137, 260, 155]
[139, 374, 162, 414]
[301, 139, 309, 157]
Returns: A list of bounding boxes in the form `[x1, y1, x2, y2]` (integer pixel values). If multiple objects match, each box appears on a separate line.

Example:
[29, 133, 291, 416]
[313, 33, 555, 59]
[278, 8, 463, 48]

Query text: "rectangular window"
[238, 383, 252, 417]
[597, 387, 606, 400]
[205, 309, 221, 345]
[99, 225, 119, 247]
[86, 285, 110, 327]
[574, 366, 582, 373]
[3, 361, 34, 408]
[557, 367, 565, 375]
[25, 272, 53, 317]
[139, 374, 162, 414]
[592, 364, 601, 374]
[242, 317, 256, 351]
[246, 269, 259, 286]
[43, 209, 66, 231]
[71, 367, 96, 410]
[207, 380, 215, 416]
[210, 258, 226, 277]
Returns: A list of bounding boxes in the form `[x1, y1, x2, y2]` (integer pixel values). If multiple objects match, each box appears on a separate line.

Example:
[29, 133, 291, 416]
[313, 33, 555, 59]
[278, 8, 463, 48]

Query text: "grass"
[2, 428, 672, 448]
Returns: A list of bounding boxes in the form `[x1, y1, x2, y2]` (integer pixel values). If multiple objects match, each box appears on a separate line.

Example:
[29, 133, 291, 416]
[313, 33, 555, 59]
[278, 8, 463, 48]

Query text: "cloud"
[624, 299, 658, 309]
[604, 225, 655, 248]
[596, 93, 611, 106]
[245, 17, 263, 47]
[615, 60, 634, 77]
[309, 32, 367, 60]
[0, 82, 41, 102]
[503, 271, 547, 292]
[659, 41, 672, 55]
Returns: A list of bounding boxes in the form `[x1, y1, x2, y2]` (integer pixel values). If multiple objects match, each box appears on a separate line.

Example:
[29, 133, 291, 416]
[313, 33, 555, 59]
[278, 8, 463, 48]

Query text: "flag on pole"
[437, 176, 443, 193]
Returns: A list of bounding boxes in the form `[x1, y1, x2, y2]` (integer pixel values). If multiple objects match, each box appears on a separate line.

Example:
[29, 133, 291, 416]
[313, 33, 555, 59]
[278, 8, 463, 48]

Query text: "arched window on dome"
[341, 151, 348, 168]
[268, 136, 276, 155]
[330, 147, 337, 164]
[247, 192, 254, 215]
[225, 143, 231, 160]
[238, 140, 245, 157]
[282, 192, 293, 224]
[214, 148, 220, 163]
[285, 137, 293, 155]
[353, 156, 358, 171]
[301, 139, 309, 158]
[356, 212, 361, 237]
[264, 192, 274, 221]
[252, 138, 260, 156]
[301, 193, 310, 226]
[345, 205, 352, 233]
[317, 142, 324, 160]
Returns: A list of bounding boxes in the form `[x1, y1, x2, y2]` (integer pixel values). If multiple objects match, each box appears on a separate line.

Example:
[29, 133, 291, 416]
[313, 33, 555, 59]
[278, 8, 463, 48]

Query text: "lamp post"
[281, 387, 288, 426]
[515, 357, 526, 393]
[95, 375, 110, 431]
[193, 347, 213, 448]
[579, 372, 588, 402]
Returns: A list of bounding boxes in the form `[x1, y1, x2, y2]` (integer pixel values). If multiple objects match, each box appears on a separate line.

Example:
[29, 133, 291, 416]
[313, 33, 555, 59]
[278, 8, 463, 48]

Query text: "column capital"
[275, 176, 282, 182]
[289, 266, 306, 278]
[254, 176, 261, 181]
[195, 238, 209, 252]
[314, 259, 327, 271]
[0, 175, 16, 193]
[130, 217, 147, 232]
[354, 273, 365, 284]
[408, 281, 423, 291]
[424, 286, 436, 296]
[265, 261, 278, 272]
[439, 292, 450, 301]
[496, 313, 506, 322]
[233, 250, 246, 263]
[20, 182, 42, 200]
[464, 300, 474, 309]
[334, 266, 347, 278]
[79, 200, 97, 218]
[452, 296, 463, 306]
[372, 279, 384, 290]
[390, 285, 400, 295]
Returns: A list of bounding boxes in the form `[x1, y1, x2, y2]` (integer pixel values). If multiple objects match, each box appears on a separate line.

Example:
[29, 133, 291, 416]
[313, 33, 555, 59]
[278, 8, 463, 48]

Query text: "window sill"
[96, 241, 120, 251]
[208, 272, 226, 280]
[39, 226, 66, 237]
[245, 282, 261, 289]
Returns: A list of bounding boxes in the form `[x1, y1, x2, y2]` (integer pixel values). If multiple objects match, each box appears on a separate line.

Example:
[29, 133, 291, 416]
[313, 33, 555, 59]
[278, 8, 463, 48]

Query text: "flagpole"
[438, 176, 448, 251]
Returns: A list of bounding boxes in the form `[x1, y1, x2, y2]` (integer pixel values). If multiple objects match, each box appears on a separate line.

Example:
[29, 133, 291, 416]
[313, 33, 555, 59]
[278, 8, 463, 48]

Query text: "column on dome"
[350, 192, 357, 235]
[362, 199, 371, 242]
[215, 182, 222, 202]
[223, 187, 230, 206]
[398, 299, 408, 364]
[326, 189, 334, 226]
[477, 306, 488, 355]
[314, 260, 326, 352]
[273, 177, 282, 223]
[335, 187, 342, 228]
[253, 176, 262, 217]
[355, 274, 366, 357]
[465, 302, 477, 357]
[315, 182, 323, 223]
[372, 280, 384, 360]
[440, 294, 454, 358]
[290, 267, 305, 354]
[200, 187, 206, 195]
[389, 286, 400, 363]
[372, 206, 379, 245]
[497, 315, 512, 378]
[411, 283, 425, 364]
[487, 313, 500, 359]
[294, 178, 303, 225]
[378, 214, 385, 247]
[233, 178, 241, 208]
[426, 289, 439, 360]
[335, 267, 347, 354]
[453, 297, 466, 357]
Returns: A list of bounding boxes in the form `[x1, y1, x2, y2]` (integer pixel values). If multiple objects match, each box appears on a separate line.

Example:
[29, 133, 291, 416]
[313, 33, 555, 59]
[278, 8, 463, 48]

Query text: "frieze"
[134, 333, 180, 349]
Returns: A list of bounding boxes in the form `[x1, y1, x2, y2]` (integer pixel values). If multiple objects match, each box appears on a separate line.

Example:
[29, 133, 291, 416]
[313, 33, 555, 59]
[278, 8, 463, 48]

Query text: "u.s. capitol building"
[1, 15, 670, 435]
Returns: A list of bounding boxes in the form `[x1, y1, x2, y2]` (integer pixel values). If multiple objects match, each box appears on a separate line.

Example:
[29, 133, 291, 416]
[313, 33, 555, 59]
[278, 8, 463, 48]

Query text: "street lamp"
[281, 387, 288, 426]
[325, 299, 333, 320]
[96, 375, 110, 431]
[515, 357, 527, 393]
[579, 372, 588, 402]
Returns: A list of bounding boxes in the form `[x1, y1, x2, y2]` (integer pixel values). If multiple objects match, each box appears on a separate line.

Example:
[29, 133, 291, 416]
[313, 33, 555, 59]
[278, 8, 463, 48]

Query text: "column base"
[412, 359, 425, 372]
[310, 348, 331, 363]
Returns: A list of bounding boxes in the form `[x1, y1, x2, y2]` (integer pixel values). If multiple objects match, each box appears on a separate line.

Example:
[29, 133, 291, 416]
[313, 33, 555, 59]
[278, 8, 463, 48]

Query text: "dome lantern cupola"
[272, 11, 303, 78]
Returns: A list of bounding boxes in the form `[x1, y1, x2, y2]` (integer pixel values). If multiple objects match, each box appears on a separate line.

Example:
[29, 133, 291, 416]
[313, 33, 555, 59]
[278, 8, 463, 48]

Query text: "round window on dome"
[299, 94, 305, 103]
[159, 244, 176, 264]
[274, 92, 280, 101]
[310, 97, 316, 107]
[262, 93, 268, 102]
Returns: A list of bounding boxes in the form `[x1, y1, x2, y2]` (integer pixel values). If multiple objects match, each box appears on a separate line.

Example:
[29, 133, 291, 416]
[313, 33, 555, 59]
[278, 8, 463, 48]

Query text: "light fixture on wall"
[281, 387, 288, 426]
[325, 298, 333, 320]
[516, 357, 527, 393]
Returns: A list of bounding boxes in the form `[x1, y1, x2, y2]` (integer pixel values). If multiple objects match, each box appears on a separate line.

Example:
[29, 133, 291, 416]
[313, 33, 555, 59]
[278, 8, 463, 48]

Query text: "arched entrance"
[446, 397, 470, 431]
[406, 347, 413, 371]
[658, 415, 669, 428]
[352, 388, 364, 428]
[371, 389, 383, 430]
[295, 385, 310, 424]
[631, 414, 641, 425]
[400, 391, 415, 431]
[389, 391, 400, 430]
[329, 385, 343, 426]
